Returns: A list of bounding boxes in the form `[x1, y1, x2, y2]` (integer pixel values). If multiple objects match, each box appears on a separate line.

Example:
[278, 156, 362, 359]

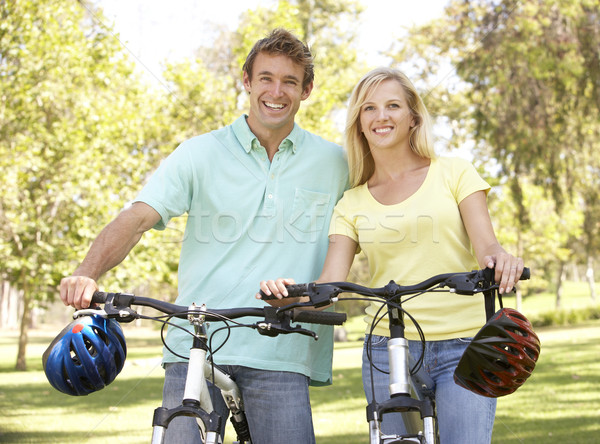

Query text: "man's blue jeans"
[362, 335, 496, 444]
[162, 362, 316, 444]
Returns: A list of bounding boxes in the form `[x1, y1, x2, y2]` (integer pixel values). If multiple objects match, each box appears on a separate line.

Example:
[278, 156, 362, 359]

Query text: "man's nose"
[270, 81, 284, 97]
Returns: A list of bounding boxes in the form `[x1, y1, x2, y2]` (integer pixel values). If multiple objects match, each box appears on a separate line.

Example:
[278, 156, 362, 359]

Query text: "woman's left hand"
[483, 252, 524, 294]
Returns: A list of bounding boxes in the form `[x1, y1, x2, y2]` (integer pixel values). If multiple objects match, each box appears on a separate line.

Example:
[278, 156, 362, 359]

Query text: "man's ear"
[243, 71, 251, 94]
[301, 81, 314, 101]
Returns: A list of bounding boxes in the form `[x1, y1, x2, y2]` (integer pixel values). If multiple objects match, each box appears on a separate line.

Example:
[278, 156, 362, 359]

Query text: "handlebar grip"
[258, 283, 311, 301]
[292, 310, 346, 326]
[91, 291, 109, 304]
[258, 290, 277, 301]
[286, 283, 311, 297]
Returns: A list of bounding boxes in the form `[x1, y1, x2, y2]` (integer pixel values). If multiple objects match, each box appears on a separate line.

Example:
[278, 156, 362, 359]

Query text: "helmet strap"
[483, 288, 504, 321]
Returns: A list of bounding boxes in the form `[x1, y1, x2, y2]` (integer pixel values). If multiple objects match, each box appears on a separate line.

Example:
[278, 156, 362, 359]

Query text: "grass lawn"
[1, 290, 599, 443]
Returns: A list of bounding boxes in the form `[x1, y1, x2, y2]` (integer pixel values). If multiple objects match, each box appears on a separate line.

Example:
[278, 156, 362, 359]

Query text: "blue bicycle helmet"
[43, 315, 127, 396]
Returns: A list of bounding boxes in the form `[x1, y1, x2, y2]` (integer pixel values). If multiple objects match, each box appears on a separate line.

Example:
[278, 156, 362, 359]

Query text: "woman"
[260, 67, 523, 443]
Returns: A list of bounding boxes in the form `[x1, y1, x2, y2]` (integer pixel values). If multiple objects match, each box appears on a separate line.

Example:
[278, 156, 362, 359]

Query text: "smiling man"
[59, 29, 348, 443]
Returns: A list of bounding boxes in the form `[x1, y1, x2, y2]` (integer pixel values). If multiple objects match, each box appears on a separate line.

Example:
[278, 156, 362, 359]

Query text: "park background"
[1, 0, 599, 442]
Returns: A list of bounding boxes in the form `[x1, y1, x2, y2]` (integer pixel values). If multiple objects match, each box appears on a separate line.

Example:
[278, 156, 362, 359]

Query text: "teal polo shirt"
[135, 115, 348, 384]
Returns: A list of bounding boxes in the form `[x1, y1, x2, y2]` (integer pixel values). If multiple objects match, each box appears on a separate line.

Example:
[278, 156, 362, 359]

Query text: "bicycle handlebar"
[260, 267, 530, 305]
[86, 291, 346, 328]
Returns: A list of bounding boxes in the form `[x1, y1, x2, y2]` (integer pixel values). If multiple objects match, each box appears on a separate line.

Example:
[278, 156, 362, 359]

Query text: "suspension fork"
[366, 306, 437, 444]
[151, 306, 223, 444]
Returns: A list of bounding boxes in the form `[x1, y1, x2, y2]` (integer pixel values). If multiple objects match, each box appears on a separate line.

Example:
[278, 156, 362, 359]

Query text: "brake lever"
[444, 270, 492, 295]
[255, 322, 318, 340]
[255, 307, 318, 340]
[73, 307, 107, 319]
[72, 292, 138, 322]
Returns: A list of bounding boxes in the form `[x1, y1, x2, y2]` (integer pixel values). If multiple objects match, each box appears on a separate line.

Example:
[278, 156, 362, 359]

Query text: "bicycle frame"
[150, 308, 248, 444]
[366, 307, 436, 444]
[74, 292, 346, 444]
[263, 267, 531, 444]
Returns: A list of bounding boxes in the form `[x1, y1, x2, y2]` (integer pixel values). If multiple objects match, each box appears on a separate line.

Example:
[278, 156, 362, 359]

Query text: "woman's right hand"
[256, 278, 303, 307]
[257, 278, 296, 299]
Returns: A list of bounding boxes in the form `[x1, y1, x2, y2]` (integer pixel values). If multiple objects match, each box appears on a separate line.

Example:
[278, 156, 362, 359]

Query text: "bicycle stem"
[366, 301, 437, 443]
[387, 307, 411, 396]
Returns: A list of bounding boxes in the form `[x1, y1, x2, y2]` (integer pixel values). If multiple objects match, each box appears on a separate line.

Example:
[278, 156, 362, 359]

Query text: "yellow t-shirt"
[329, 156, 491, 340]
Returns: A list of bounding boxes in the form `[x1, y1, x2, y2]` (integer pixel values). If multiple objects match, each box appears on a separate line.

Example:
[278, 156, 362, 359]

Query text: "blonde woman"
[260, 67, 523, 443]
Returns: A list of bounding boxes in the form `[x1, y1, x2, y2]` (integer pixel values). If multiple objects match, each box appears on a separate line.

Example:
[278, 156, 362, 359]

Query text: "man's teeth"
[265, 102, 285, 109]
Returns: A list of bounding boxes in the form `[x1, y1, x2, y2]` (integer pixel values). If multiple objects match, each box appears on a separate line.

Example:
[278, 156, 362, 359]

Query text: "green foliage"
[489, 179, 583, 280]
[393, 0, 600, 288]
[0, 0, 185, 369]
[170, 0, 364, 143]
[0, 0, 177, 297]
[532, 306, 600, 327]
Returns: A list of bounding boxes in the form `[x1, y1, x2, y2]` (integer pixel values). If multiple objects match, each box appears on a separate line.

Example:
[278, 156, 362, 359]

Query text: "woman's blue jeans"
[362, 335, 496, 444]
[162, 362, 316, 444]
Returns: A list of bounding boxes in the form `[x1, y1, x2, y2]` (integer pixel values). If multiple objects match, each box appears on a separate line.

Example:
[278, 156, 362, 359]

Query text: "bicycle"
[43, 291, 347, 444]
[259, 266, 538, 444]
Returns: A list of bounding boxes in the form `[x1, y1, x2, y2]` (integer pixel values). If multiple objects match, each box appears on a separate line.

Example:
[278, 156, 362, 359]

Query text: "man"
[60, 29, 348, 443]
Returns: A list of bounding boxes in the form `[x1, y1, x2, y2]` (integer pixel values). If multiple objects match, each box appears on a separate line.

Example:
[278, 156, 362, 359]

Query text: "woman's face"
[359, 79, 415, 152]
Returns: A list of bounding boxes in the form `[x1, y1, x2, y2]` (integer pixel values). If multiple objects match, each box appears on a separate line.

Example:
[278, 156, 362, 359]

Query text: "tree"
[0, 0, 174, 370]
[392, 0, 600, 296]
[168, 0, 364, 143]
[489, 181, 582, 309]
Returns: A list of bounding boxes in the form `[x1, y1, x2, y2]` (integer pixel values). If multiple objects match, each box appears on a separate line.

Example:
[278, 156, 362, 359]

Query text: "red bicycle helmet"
[454, 308, 540, 398]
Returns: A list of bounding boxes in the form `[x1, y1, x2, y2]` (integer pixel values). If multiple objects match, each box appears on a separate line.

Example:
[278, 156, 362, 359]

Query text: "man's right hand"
[60, 275, 98, 310]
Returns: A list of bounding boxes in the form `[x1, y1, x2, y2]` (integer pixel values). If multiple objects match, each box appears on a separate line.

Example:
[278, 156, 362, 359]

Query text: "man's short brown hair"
[243, 29, 315, 89]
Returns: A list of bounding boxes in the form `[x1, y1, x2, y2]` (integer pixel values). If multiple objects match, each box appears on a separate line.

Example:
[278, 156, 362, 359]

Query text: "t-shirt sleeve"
[133, 141, 194, 230]
[328, 192, 361, 254]
[452, 158, 491, 204]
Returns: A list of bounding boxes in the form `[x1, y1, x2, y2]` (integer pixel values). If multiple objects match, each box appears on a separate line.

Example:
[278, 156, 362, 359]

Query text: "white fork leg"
[150, 426, 165, 444]
[369, 412, 382, 444]
[423, 417, 436, 444]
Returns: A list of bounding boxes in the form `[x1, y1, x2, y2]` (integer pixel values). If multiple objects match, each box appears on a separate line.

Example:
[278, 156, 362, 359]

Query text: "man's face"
[244, 52, 313, 136]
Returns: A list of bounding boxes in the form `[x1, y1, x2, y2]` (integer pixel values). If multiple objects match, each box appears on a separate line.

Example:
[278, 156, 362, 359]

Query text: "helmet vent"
[69, 344, 82, 366]
[93, 326, 110, 345]
[83, 336, 98, 357]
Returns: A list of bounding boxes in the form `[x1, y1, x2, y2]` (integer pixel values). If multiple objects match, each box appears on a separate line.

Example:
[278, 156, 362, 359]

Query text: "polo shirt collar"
[232, 115, 300, 154]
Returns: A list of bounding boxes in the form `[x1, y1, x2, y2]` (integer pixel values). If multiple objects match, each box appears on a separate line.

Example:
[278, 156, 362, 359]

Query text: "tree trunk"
[586, 255, 597, 304]
[555, 261, 566, 310]
[15, 284, 32, 371]
[571, 261, 580, 282]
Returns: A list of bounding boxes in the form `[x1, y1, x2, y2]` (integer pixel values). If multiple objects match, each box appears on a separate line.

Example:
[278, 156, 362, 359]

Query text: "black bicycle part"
[152, 402, 225, 442]
[262, 267, 530, 308]
[88, 291, 346, 444]
[91, 291, 346, 329]
[265, 267, 529, 443]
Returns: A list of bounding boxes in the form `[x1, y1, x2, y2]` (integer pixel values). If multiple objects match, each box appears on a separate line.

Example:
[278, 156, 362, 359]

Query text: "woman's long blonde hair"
[345, 67, 436, 187]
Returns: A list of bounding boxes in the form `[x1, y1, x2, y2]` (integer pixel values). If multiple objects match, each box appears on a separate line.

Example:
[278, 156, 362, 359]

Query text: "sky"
[90, 0, 467, 157]
[95, 0, 449, 81]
